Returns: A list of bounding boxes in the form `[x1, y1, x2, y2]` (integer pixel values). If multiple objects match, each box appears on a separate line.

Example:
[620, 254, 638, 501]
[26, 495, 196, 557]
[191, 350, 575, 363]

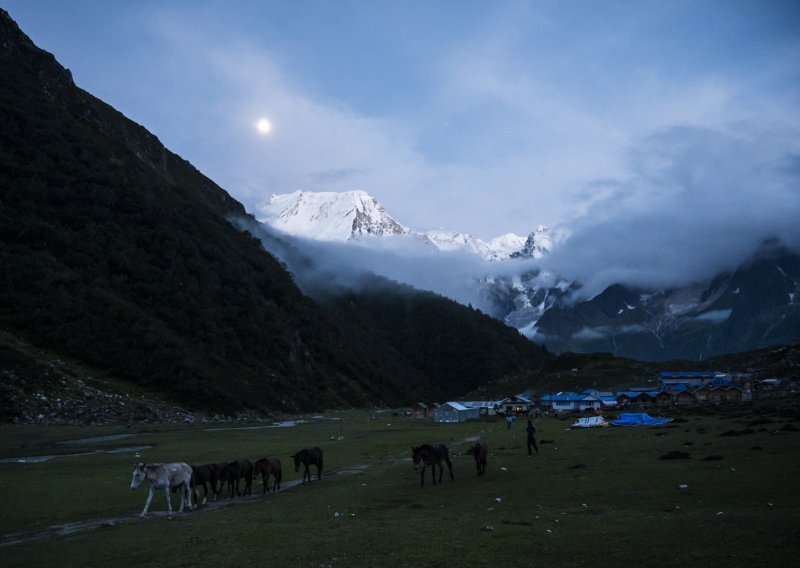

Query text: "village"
[417, 371, 792, 423]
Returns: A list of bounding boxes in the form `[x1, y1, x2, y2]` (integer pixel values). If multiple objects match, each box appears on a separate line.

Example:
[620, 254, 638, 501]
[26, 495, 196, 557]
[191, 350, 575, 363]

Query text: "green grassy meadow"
[1, 402, 798, 567]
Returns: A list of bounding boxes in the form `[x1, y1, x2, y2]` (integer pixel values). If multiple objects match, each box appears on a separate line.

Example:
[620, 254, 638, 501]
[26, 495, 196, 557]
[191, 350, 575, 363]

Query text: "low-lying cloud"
[541, 124, 800, 299]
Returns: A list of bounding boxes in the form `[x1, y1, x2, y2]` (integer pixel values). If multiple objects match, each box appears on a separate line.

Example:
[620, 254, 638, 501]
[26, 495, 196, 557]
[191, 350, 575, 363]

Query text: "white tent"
[571, 416, 609, 428]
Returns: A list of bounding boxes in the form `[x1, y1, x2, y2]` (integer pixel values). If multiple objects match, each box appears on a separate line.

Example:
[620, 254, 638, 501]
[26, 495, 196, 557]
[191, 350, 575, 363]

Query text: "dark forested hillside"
[0, 9, 551, 414]
[317, 273, 554, 401]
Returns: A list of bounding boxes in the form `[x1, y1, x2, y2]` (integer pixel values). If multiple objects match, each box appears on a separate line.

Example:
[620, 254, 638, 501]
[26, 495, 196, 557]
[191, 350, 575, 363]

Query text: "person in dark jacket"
[526, 420, 539, 456]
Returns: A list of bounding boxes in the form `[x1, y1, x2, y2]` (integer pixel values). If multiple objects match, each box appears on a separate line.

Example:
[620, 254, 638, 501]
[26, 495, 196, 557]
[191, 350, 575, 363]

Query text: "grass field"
[1, 401, 798, 567]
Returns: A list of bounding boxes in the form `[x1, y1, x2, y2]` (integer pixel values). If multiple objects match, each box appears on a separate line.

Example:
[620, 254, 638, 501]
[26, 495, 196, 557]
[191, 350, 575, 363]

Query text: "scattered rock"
[660, 451, 691, 460]
[719, 428, 755, 437]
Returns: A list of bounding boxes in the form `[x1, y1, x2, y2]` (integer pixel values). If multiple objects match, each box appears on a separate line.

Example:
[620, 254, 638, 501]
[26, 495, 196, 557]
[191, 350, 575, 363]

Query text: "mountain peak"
[260, 190, 408, 241]
[512, 226, 553, 259]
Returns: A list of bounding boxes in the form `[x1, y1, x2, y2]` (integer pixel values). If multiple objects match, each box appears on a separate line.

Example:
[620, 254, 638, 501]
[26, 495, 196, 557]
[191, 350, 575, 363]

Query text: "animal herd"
[131, 441, 488, 516]
[129, 446, 322, 517]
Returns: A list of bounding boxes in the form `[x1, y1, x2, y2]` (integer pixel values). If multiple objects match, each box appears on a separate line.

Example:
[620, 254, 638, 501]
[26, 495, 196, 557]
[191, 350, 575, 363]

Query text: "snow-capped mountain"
[512, 225, 553, 258]
[259, 190, 537, 261]
[261, 190, 409, 241]
[257, 191, 799, 362]
[258, 189, 559, 337]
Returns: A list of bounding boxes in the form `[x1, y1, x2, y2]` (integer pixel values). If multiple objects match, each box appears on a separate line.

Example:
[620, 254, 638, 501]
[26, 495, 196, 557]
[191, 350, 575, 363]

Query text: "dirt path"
[0, 430, 486, 547]
[0, 464, 368, 547]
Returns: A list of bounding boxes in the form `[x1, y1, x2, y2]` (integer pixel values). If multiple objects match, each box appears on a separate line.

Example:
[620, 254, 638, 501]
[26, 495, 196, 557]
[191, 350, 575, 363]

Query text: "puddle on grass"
[60, 434, 135, 445]
[0, 445, 153, 464]
[105, 445, 152, 454]
[204, 420, 305, 432]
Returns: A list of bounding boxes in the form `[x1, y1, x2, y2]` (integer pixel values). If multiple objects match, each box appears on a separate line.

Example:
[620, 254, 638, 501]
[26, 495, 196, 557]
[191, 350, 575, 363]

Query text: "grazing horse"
[466, 442, 488, 476]
[130, 462, 193, 517]
[190, 464, 220, 505]
[411, 444, 454, 487]
[292, 447, 323, 484]
[223, 458, 254, 498]
[253, 457, 283, 494]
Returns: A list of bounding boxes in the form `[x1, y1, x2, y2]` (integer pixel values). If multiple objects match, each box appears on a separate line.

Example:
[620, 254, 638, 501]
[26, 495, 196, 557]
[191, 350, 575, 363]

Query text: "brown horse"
[253, 457, 282, 494]
[466, 442, 488, 476]
[411, 444, 454, 486]
[223, 458, 253, 498]
[292, 447, 323, 484]
[208, 461, 228, 495]
[190, 463, 220, 504]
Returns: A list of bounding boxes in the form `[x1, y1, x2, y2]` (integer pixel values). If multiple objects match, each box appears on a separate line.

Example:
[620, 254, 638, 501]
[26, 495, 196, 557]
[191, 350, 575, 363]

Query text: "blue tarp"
[610, 413, 672, 426]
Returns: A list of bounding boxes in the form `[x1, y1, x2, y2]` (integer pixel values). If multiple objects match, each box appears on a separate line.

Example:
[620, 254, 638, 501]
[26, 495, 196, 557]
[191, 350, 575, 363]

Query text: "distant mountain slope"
[0, 9, 552, 413]
[313, 273, 554, 400]
[535, 245, 800, 361]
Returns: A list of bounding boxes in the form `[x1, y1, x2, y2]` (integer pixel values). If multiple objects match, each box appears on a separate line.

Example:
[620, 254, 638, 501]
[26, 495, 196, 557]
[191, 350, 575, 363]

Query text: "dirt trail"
[0, 464, 367, 547]
[0, 430, 486, 547]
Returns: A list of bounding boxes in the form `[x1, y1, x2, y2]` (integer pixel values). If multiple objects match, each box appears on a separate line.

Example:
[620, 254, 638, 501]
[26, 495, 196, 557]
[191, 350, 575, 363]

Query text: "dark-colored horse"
[253, 457, 282, 494]
[209, 461, 228, 496]
[292, 447, 323, 484]
[411, 444, 454, 486]
[466, 442, 488, 476]
[191, 463, 221, 504]
[223, 458, 253, 498]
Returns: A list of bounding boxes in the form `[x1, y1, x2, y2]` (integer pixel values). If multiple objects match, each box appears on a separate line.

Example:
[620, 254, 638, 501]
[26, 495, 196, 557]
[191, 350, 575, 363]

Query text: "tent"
[571, 416, 609, 428]
[610, 413, 672, 426]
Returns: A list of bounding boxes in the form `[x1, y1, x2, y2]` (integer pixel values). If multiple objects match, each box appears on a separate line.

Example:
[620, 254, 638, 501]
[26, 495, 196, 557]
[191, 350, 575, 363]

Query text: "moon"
[256, 117, 272, 135]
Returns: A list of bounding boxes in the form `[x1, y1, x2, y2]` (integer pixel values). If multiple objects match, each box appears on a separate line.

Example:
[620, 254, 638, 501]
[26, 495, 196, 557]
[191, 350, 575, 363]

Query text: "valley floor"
[1, 401, 798, 566]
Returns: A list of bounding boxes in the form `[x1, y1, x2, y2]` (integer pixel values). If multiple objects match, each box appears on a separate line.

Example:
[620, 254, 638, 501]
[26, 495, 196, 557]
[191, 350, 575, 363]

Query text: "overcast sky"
[6, 0, 800, 294]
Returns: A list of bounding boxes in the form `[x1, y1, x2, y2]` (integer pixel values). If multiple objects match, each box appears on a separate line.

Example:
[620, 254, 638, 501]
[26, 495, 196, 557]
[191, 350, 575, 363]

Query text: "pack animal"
[209, 461, 228, 496]
[253, 457, 283, 494]
[130, 462, 193, 517]
[466, 442, 488, 476]
[292, 447, 323, 484]
[223, 458, 254, 498]
[411, 444, 454, 487]
[190, 463, 222, 505]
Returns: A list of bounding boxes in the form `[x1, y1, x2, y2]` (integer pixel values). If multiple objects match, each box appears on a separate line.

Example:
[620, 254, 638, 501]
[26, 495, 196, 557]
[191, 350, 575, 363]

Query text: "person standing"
[526, 420, 539, 456]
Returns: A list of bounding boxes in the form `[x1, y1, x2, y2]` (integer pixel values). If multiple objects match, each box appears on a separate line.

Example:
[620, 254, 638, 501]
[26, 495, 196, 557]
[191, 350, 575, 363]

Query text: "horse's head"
[466, 445, 476, 456]
[411, 446, 423, 470]
[130, 463, 146, 491]
[292, 453, 301, 472]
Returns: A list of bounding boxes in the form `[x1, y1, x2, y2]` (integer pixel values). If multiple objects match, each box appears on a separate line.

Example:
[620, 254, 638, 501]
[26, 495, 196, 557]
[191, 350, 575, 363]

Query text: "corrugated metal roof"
[461, 401, 495, 408]
[541, 392, 586, 402]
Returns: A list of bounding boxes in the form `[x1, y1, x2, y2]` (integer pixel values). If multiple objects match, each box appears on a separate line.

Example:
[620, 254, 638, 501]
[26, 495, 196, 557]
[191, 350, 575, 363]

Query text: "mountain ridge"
[0, 8, 553, 413]
[259, 189, 553, 260]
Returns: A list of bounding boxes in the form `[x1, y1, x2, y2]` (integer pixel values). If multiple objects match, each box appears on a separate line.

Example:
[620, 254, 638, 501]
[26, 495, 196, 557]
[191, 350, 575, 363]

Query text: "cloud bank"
[541, 124, 800, 298]
[140, 3, 799, 299]
[10, 1, 798, 302]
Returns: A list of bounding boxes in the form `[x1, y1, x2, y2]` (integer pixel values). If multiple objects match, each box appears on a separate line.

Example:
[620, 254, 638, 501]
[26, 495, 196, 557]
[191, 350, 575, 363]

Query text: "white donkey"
[130, 462, 193, 517]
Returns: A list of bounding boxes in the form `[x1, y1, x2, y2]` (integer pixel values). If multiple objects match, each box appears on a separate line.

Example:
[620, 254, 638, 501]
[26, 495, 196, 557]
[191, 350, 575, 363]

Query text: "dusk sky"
[6, 0, 800, 293]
